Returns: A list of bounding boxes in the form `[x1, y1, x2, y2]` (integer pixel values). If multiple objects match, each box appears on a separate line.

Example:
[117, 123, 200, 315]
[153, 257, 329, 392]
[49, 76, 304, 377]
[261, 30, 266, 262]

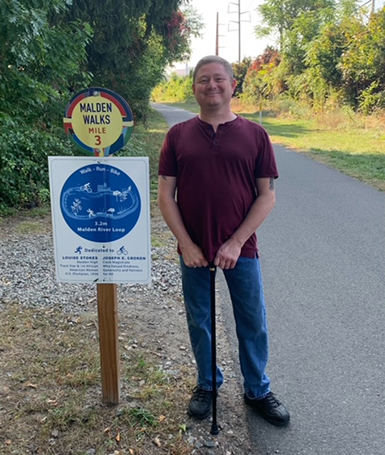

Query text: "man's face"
[193, 63, 236, 110]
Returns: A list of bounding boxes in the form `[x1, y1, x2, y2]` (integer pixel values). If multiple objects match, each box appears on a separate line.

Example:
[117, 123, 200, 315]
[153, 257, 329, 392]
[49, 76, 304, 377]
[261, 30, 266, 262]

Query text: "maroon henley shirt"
[158, 115, 279, 262]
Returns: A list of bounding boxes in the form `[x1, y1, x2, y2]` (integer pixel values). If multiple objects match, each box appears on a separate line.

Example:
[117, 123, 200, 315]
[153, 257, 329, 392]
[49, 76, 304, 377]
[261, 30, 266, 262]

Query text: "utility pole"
[228, 0, 251, 62]
[216, 12, 219, 55]
[215, 12, 225, 56]
[360, 0, 376, 14]
[238, 0, 241, 63]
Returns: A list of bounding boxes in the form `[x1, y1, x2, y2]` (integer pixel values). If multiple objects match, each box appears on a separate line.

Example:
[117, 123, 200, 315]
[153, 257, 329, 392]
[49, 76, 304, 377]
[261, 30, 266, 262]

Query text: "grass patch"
[158, 99, 385, 191]
[247, 114, 385, 190]
[0, 304, 194, 455]
[14, 220, 48, 235]
[0, 207, 51, 225]
[21, 207, 52, 218]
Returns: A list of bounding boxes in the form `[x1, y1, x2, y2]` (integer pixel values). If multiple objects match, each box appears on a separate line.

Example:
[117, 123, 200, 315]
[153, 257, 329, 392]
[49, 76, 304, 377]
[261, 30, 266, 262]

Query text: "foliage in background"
[241, 47, 282, 103]
[255, 0, 335, 52]
[63, 0, 202, 120]
[152, 3, 385, 117]
[253, 1, 385, 113]
[0, 0, 92, 214]
[0, 0, 93, 123]
[0, 0, 202, 214]
[232, 57, 252, 96]
[151, 73, 194, 103]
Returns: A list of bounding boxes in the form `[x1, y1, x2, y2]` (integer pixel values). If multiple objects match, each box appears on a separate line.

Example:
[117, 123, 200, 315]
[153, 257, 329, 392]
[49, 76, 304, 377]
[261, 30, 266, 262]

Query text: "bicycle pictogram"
[117, 246, 128, 255]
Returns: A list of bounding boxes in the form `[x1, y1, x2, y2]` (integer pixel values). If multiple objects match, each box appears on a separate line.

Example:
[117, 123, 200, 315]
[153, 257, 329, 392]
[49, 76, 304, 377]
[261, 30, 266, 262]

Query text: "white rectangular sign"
[49, 157, 151, 284]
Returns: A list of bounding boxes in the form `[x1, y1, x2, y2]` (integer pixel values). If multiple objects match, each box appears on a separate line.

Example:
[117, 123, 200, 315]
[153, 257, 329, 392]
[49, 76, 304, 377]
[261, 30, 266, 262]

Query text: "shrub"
[0, 117, 79, 214]
[152, 73, 194, 102]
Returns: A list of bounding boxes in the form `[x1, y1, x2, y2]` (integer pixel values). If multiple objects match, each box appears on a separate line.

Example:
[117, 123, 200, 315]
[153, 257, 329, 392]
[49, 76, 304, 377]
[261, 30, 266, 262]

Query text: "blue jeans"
[180, 255, 271, 399]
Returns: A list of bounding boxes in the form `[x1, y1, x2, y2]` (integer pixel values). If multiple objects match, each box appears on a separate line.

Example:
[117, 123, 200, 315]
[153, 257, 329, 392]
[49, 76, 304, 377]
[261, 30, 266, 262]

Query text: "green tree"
[64, 0, 202, 119]
[241, 47, 281, 104]
[0, 0, 92, 123]
[340, 7, 385, 112]
[232, 57, 252, 96]
[255, 0, 335, 50]
[304, 5, 385, 111]
[151, 72, 194, 103]
[0, 0, 92, 212]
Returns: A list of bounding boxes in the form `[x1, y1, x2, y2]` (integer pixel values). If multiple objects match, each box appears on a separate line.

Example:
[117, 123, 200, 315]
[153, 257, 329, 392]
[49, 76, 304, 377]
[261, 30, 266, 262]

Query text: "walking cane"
[209, 262, 219, 435]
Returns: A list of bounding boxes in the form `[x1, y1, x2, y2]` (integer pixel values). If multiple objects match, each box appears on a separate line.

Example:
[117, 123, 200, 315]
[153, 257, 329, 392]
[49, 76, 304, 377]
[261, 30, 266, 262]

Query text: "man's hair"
[193, 55, 234, 82]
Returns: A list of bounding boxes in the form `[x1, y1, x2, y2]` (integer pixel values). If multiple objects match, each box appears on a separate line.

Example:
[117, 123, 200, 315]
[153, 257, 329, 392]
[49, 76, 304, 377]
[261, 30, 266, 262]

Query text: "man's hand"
[213, 177, 276, 270]
[214, 238, 242, 270]
[180, 243, 208, 268]
[158, 175, 208, 269]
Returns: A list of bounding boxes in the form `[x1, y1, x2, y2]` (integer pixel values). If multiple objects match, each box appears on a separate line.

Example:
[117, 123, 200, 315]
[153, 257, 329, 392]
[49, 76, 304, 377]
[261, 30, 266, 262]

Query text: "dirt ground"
[0, 208, 257, 455]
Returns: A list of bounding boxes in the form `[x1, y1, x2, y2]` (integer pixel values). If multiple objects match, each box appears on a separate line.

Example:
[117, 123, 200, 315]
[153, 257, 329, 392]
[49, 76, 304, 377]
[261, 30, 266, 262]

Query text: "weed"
[127, 407, 157, 427]
[0, 303, 195, 454]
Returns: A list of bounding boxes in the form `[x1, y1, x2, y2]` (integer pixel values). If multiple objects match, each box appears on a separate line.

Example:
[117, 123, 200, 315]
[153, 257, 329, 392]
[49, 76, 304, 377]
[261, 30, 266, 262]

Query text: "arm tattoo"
[269, 178, 275, 191]
[161, 175, 168, 180]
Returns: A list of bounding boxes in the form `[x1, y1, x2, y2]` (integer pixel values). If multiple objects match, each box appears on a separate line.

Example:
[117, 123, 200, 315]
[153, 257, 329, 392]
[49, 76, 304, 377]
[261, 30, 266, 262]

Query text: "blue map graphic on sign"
[60, 163, 141, 242]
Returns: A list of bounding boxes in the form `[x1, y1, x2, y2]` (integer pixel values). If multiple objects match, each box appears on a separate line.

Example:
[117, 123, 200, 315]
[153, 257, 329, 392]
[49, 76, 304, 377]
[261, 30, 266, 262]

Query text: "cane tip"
[210, 424, 219, 435]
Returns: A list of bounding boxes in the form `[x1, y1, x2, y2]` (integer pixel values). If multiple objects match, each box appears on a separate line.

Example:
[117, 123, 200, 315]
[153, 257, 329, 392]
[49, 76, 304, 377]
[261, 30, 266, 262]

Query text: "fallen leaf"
[115, 433, 121, 442]
[26, 383, 37, 389]
[153, 437, 161, 447]
[5, 440, 11, 445]
[129, 449, 134, 455]
[158, 415, 166, 422]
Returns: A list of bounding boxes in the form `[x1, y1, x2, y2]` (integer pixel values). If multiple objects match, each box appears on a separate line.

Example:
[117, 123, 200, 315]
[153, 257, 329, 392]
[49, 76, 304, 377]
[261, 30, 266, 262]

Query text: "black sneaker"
[244, 392, 290, 426]
[188, 387, 213, 419]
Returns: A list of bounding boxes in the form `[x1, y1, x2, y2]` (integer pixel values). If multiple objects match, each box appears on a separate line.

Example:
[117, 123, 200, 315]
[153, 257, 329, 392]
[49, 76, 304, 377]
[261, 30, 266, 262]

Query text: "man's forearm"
[230, 192, 276, 248]
[158, 195, 208, 267]
[158, 196, 195, 250]
[214, 191, 275, 269]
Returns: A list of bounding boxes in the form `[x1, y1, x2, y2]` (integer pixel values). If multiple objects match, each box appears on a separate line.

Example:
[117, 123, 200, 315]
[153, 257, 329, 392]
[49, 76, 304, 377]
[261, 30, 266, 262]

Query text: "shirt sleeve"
[254, 125, 279, 179]
[158, 126, 178, 177]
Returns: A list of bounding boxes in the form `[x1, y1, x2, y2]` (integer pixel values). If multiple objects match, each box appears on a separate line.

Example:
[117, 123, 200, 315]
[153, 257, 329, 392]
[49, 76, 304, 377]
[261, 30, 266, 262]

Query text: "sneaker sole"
[244, 398, 290, 426]
[188, 407, 211, 420]
[258, 413, 290, 426]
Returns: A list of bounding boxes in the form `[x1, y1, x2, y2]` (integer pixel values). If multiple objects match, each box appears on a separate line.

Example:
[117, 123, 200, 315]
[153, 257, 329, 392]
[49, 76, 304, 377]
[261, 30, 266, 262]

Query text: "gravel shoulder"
[0, 208, 255, 455]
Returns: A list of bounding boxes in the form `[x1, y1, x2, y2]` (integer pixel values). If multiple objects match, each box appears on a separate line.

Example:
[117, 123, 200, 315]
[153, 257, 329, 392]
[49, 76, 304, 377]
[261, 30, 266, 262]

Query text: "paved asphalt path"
[152, 103, 385, 455]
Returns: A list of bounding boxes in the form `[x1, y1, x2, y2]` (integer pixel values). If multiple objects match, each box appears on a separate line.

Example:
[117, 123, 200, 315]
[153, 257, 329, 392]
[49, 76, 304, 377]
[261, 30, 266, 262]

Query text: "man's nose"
[207, 78, 217, 89]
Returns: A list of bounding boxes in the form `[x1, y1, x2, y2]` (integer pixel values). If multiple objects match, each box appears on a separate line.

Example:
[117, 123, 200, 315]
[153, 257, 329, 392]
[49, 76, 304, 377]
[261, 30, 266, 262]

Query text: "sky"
[180, 0, 270, 69]
[173, 0, 385, 72]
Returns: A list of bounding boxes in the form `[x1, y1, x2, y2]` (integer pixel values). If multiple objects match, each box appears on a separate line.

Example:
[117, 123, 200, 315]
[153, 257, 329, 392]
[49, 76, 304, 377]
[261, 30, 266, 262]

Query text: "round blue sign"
[60, 164, 141, 242]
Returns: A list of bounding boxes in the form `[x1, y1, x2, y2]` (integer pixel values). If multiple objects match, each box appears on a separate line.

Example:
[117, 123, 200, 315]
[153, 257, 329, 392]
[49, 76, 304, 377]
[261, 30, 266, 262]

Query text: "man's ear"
[232, 79, 237, 95]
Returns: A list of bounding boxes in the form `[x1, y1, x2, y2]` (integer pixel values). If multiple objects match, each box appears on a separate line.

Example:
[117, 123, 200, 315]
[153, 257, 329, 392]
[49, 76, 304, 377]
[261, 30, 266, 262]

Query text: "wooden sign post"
[97, 283, 120, 403]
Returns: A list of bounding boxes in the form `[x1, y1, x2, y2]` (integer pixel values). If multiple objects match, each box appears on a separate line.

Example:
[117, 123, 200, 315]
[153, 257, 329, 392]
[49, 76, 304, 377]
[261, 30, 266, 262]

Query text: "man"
[157, 55, 290, 426]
